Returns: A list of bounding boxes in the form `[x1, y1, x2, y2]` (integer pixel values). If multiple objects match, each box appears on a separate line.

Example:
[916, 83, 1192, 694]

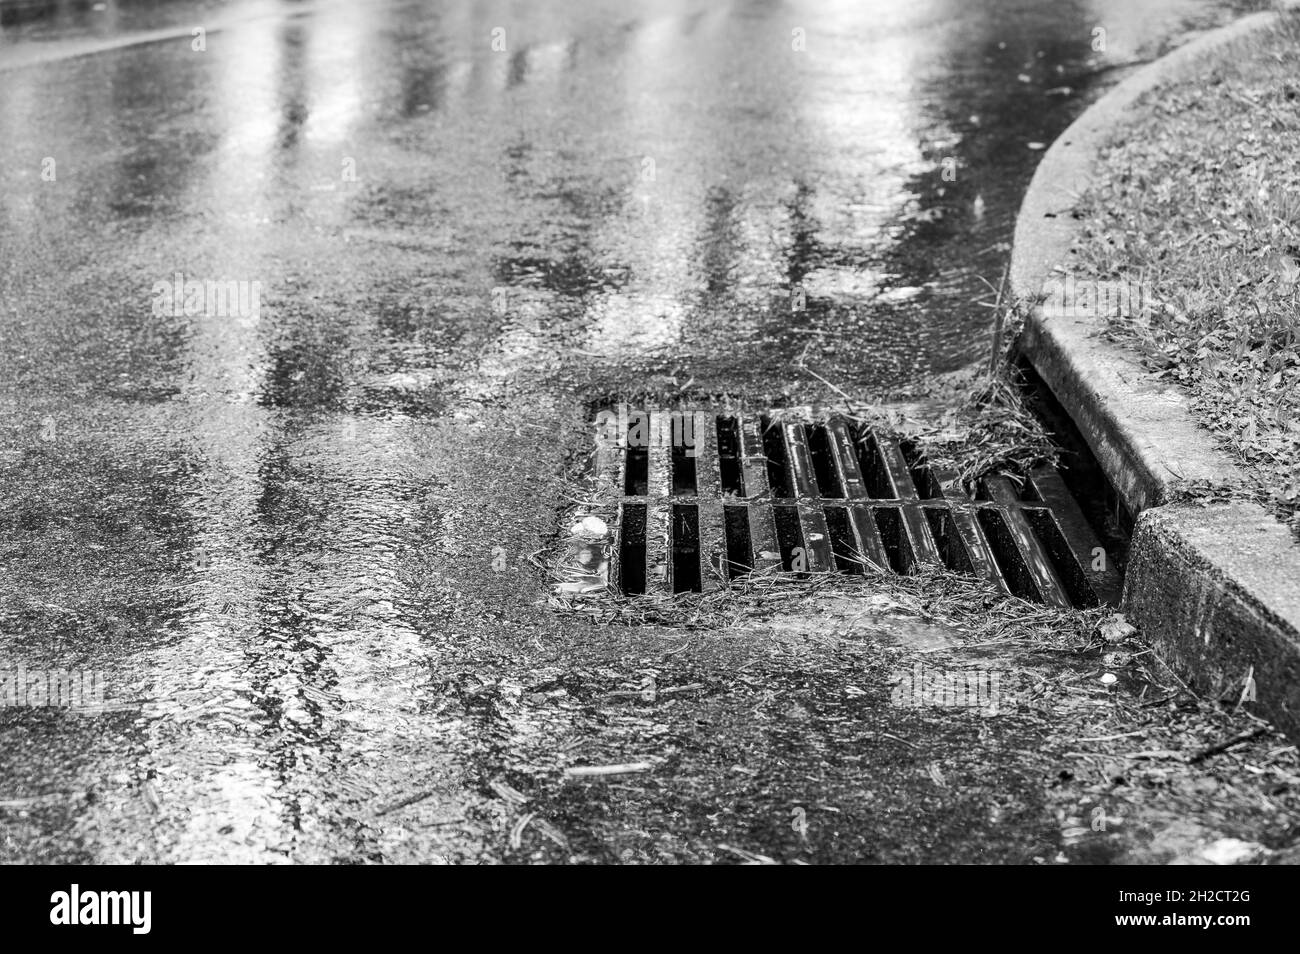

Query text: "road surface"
[0, 0, 1283, 864]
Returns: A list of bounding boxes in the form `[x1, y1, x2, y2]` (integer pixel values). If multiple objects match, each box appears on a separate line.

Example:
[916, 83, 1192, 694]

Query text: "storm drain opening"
[671, 431, 697, 495]
[872, 507, 910, 574]
[567, 407, 1124, 607]
[807, 425, 844, 499]
[717, 416, 745, 496]
[671, 504, 701, 593]
[925, 507, 975, 575]
[761, 416, 793, 498]
[723, 504, 752, 577]
[1023, 507, 1099, 608]
[624, 411, 649, 496]
[618, 503, 647, 595]
[976, 507, 1040, 602]
[773, 504, 805, 573]
[824, 506, 864, 574]
[901, 439, 943, 499]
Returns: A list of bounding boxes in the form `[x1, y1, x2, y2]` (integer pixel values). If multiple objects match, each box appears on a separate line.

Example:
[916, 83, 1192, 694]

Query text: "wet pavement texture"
[0, 0, 1290, 864]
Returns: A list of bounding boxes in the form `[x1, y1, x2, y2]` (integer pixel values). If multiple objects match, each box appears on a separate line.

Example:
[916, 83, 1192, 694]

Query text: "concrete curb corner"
[1125, 503, 1300, 730]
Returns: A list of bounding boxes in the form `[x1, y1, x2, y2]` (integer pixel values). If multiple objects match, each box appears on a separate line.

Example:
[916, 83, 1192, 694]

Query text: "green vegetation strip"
[1069, 13, 1300, 530]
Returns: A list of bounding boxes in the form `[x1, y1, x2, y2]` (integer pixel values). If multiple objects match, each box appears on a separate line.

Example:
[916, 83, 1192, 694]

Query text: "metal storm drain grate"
[557, 408, 1122, 609]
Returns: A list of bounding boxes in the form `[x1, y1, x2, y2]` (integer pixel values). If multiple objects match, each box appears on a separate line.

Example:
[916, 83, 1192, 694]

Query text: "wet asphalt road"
[0, 0, 1278, 863]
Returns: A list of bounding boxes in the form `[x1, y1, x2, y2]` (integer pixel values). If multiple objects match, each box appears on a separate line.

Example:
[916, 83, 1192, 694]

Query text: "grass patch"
[1068, 11, 1300, 531]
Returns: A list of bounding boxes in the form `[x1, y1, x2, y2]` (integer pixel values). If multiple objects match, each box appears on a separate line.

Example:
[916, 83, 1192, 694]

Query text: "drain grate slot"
[824, 506, 864, 574]
[1025, 464, 1122, 605]
[576, 408, 1124, 607]
[900, 439, 942, 500]
[807, 425, 844, 499]
[1024, 507, 1097, 608]
[981, 475, 1072, 608]
[724, 504, 753, 577]
[671, 442, 696, 495]
[925, 506, 975, 574]
[873, 506, 909, 574]
[624, 411, 649, 496]
[671, 504, 701, 593]
[773, 504, 804, 572]
[717, 416, 745, 496]
[761, 416, 793, 497]
[856, 428, 896, 499]
[977, 507, 1040, 602]
[619, 503, 647, 595]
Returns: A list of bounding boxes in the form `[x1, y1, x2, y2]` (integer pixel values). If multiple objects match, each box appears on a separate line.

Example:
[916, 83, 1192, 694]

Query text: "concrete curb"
[1126, 504, 1300, 730]
[1010, 7, 1300, 738]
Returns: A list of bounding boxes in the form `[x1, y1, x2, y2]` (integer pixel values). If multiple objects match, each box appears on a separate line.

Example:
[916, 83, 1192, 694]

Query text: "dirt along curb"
[1010, 6, 1300, 739]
